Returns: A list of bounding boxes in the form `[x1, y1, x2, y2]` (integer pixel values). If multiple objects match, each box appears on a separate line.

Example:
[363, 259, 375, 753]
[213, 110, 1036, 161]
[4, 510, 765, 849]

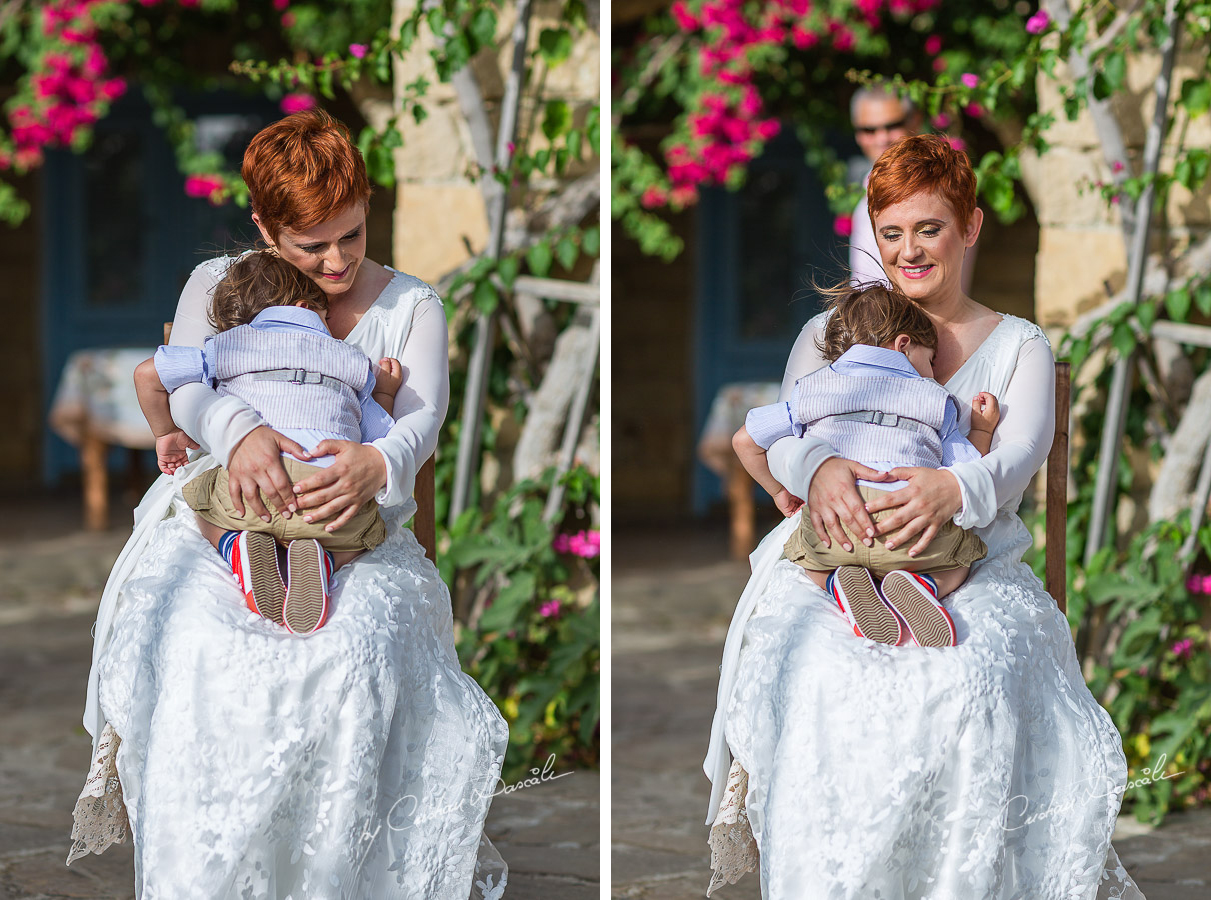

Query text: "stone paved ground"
[612, 522, 1211, 900]
[0, 490, 597, 900]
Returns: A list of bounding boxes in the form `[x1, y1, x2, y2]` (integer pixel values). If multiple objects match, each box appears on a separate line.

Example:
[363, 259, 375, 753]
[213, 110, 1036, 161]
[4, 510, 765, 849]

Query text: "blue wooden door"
[692, 129, 847, 513]
[41, 93, 274, 482]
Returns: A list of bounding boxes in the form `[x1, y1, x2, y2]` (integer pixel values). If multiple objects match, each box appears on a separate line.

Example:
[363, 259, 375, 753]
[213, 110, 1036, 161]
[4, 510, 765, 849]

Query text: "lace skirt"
[708, 528, 1147, 900]
[70, 501, 509, 900]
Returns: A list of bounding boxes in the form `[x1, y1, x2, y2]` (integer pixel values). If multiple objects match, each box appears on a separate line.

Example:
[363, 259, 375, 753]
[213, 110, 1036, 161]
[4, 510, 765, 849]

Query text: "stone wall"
[1033, 49, 1211, 327]
[387, 1, 600, 284]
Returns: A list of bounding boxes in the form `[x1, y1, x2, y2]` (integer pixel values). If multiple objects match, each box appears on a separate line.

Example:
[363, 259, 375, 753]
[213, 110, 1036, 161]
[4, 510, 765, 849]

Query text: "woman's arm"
[867, 333, 1056, 551]
[294, 289, 449, 525]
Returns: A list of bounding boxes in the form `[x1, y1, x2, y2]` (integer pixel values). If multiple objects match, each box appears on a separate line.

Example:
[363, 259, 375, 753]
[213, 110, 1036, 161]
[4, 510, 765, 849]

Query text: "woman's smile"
[899, 263, 936, 279]
[322, 263, 352, 281]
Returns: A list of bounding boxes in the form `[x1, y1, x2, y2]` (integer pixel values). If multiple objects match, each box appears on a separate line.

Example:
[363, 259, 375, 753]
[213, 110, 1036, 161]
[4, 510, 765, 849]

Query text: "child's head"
[816, 282, 937, 376]
[208, 250, 329, 332]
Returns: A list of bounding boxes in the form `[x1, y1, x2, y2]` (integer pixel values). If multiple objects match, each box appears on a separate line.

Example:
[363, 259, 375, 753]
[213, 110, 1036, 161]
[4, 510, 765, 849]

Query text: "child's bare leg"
[329, 549, 363, 570]
[930, 566, 970, 599]
[195, 515, 229, 552]
[804, 569, 831, 592]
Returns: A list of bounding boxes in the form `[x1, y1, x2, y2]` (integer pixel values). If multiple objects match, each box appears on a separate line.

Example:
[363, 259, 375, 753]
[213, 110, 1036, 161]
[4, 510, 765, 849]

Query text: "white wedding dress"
[69, 259, 509, 900]
[705, 313, 1146, 900]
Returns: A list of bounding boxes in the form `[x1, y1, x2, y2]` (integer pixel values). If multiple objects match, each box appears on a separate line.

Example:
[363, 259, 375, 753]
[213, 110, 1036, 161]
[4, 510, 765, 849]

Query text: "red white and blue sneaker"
[222, 530, 286, 625]
[879, 570, 957, 648]
[283, 539, 335, 634]
[826, 565, 902, 645]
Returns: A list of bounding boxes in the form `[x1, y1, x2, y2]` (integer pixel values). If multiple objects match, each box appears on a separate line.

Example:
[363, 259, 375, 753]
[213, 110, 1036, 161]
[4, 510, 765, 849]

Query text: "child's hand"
[774, 489, 804, 518]
[156, 430, 200, 475]
[970, 392, 1000, 434]
[374, 357, 404, 398]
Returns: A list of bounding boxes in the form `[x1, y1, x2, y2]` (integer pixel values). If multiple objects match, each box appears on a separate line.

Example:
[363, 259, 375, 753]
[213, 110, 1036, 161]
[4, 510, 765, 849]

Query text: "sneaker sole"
[881, 572, 955, 648]
[242, 532, 284, 624]
[284, 541, 328, 634]
[833, 566, 901, 645]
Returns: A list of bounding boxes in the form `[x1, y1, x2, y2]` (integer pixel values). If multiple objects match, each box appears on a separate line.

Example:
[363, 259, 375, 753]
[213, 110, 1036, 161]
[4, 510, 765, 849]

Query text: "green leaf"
[527, 241, 553, 277]
[478, 571, 537, 631]
[1166, 287, 1192, 321]
[556, 236, 578, 271]
[582, 226, 600, 256]
[1111, 322, 1135, 358]
[542, 100, 572, 141]
[497, 255, 519, 288]
[1136, 301, 1157, 331]
[1180, 78, 1211, 118]
[538, 28, 573, 66]
[469, 8, 497, 50]
[1196, 283, 1211, 316]
[473, 278, 499, 314]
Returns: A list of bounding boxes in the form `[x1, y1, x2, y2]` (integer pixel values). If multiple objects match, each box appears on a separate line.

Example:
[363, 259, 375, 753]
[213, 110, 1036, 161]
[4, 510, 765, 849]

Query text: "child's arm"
[732, 425, 804, 517]
[134, 357, 199, 474]
[373, 357, 403, 412]
[968, 392, 1001, 457]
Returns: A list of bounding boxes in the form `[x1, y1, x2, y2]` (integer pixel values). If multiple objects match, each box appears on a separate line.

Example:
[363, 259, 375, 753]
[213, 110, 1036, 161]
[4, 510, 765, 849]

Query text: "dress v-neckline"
[340, 266, 399, 345]
[942, 314, 1007, 391]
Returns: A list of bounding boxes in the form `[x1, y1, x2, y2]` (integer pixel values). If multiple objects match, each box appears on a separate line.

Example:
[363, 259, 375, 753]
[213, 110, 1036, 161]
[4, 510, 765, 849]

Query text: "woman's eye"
[302, 244, 324, 253]
[920, 228, 940, 238]
[882, 231, 901, 241]
[341, 230, 362, 241]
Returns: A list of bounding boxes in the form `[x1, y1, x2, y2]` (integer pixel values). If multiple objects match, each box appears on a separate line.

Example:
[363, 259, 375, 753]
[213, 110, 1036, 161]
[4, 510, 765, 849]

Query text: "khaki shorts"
[183, 457, 387, 552]
[784, 485, 986, 580]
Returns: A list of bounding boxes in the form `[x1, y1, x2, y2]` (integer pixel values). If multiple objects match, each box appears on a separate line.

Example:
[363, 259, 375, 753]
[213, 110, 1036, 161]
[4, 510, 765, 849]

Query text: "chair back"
[164, 321, 438, 562]
[1045, 361, 1071, 615]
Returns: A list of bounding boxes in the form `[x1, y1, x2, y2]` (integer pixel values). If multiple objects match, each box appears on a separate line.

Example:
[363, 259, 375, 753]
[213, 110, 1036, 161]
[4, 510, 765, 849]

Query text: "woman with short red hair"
[704, 135, 1145, 899]
[74, 110, 509, 899]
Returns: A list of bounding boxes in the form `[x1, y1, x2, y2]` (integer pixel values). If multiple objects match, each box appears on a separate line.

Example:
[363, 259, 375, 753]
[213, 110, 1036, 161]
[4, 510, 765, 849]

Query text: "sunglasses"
[854, 116, 910, 135]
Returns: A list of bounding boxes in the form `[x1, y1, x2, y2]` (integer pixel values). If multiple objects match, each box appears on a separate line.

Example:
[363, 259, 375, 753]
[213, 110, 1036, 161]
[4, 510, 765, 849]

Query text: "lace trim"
[66, 722, 128, 865]
[706, 759, 759, 895]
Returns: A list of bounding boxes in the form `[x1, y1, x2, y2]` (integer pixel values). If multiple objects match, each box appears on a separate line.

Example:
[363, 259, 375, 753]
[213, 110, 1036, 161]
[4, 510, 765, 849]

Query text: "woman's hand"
[292, 440, 388, 531]
[808, 457, 894, 552]
[864, 467, 963, 556]
[226, 426, 313, 522]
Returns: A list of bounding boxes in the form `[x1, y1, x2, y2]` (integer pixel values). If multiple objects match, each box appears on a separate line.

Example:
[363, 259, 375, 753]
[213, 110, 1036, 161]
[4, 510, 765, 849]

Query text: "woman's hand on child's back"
[155, 430, 199, 475]
[227, 425, 313, 522]
[807, 457, 893, 552]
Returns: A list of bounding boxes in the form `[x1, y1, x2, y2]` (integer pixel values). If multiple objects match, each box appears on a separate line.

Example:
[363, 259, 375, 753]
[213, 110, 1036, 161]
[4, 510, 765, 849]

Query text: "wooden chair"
[164, 323, 438, 562]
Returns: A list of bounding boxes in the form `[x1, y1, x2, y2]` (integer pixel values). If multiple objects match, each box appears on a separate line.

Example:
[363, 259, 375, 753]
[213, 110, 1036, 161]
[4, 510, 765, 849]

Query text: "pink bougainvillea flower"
[568, 530, 601, 558]
[670, 185, 698, 206]
[964, 102, 984, 118]
[273, 0, 290, 9]
[1171, 638, 1195, 660]
[348, 43, 367, 59]
[671, 0, 699, 30]
[924, 34, 943, 55]
[538, 599, 562, 618]
[281, 11, 296, 27]
[833, 214, 853, 237]
[280, 92, 316, 114]
[832, 26, 856, 52]
[933, 57, 948, 73]
[791, 26, 819, 50]
[641, 186, 668, 208]
[932, 113, 952, 129]
[1112, 160, 1125, 173]
[944, 135, 967, 152]
[1187, 574, 1203, 593]
[961, 73, 979, 89]
[1025, 9, 1050, 34]
[184, 174, 225, 204]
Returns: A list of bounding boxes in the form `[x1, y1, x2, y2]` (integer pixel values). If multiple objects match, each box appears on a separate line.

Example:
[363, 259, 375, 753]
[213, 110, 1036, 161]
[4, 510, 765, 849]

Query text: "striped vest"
[208, 325, 370, 438]
[792, 365, 954, 470]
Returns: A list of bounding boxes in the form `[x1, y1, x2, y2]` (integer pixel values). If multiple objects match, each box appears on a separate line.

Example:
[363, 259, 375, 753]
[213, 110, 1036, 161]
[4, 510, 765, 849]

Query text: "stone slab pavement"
[0, 491, 597, 900]
[612, 522, 1211, 900]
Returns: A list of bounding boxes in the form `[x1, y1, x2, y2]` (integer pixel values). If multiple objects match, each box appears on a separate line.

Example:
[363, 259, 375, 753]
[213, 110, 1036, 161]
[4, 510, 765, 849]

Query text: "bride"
[69, 109, 509, 899]
[705, 134, 1145, 899]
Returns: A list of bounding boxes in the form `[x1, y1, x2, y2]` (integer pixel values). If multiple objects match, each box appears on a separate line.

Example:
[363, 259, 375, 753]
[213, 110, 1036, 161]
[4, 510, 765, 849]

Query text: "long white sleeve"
[368, 291, 449, 508]
[946, 334, 1055, 528]
[767, 315, 839, 497]
[166, 258, 265, 466]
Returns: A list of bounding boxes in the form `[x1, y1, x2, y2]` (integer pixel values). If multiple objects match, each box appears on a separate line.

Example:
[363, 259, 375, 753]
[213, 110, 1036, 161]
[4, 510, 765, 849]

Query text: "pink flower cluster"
[552, 530, 600, 559]
[659, 0, 941, 206]
[3, 0, 126, 171]
[1186, 574, 1211, 594]
[1171, 638, 1195, 661]
[280, 92, 316, 115]
[538, 599, 562, 618]
[184, 173, 225, 204]
[1025, 9, 1050, 35]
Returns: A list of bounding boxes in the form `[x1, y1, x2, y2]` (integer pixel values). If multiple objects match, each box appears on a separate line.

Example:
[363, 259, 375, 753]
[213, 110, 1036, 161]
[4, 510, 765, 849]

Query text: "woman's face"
[254, 202, 367, 297]
[872, 190, 982, 303]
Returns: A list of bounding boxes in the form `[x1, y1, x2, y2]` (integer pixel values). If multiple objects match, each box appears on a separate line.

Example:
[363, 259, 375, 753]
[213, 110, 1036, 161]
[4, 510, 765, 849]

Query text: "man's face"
[853, 96, 918, 163]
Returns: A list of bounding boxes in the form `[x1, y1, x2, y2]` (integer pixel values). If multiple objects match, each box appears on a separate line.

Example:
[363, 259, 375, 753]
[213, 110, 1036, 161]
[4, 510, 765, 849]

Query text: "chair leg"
[728, 461, 755, 561]
[82, 429, 108, 532]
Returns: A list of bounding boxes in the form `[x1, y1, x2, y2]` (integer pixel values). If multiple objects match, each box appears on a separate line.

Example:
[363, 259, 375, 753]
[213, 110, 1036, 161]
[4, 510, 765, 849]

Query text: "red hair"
[866, 134, 976, 229]
[241, 109, 372, 241]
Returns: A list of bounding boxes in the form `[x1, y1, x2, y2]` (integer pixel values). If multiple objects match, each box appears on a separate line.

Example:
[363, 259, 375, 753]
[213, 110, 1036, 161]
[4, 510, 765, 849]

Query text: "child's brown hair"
[815, 281, 937, 362]
[208, 250, 328, 332]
